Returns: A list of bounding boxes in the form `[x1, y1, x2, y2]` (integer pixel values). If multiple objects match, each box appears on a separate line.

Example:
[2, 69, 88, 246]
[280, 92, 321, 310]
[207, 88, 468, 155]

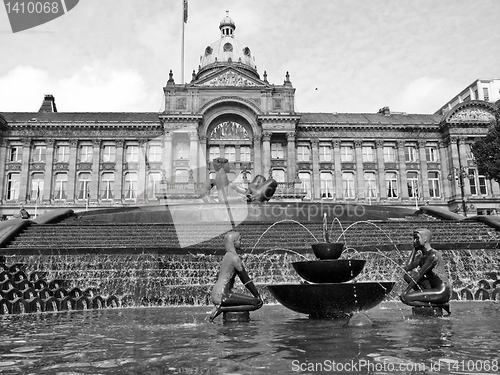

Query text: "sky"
[1, 0, 499, 114]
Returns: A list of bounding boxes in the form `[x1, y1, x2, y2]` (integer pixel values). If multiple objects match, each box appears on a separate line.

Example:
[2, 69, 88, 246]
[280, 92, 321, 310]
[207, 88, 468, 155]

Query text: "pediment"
[196, 68, 267, 88]
[445, 101, 497, 124]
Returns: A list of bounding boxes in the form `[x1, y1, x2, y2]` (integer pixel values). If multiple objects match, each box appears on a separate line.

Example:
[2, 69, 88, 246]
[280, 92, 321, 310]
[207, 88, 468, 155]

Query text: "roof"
[298, 112, 443, 125]
[1, 112, 161, 124]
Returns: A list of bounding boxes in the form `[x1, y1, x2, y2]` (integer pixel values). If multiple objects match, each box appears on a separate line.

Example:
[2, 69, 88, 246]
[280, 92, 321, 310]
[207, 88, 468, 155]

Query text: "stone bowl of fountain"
[292, 259, 366, 284]
[311, 242, 345, 260]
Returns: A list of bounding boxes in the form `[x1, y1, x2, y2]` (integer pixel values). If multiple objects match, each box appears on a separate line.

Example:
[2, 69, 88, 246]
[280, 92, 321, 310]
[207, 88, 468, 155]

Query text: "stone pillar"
[163, 132, 173, 180]
[42, 139, 55, 203]
[198, 135, 208, 182]
[311, 139, 320, 200]
[19, 139, 31, 203]
[354, 140, 364, 199]
[417, 140, 429, 201]
[458, 138, 471, 197]
[262, 132, 271, 178]
[138, 140, 147, 202]
[375, 140, 386, 199]
[90, 139, 101, 202]
[286, 132, 296, 182]
[333, 140, 342, 199]
[189, 131, 199, 181]
[253, 135, 262, 177]
[115, 140, 124, 202]
[67, 140, 78, 202]
[448, 137, 460, 199]
[397, 140, 408, 199]
[439, 140, 451, 199]
[0, 140, 7, 201]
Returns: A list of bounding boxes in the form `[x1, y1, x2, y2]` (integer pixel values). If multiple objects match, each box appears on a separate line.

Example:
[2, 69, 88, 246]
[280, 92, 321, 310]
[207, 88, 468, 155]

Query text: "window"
[30, 173, 44, 200]
[77, 173, 91, 200]
[147, 172, 161, 199]
[341, 145, 354, 162]
[79, 145, 93, 162]
[224, 146, 236, 161]
[32, 145, 46, 162]
[297, 146, 310, 162]
[101, 172, 115, 200]
[272, 169, 285, 182]
[102, 145, 116, 162]
[174, 142, 189, 159]
[124, 172, 138, 200]
[148, 145, 162, 162]
[383, 146, 396, 162]
[364, 172, 377, 198]
[465, 144, 473, 159]
[298, 172, 311, 199]
[342, 172, 355, 198]
[386, 172, 398, 198]
[9, 146, 21, 162]
[470, 169, 487, 195]
[479, 175, 487, 195]
[362, 146, 375, 162]
[320, 172, 333, 198]
[425, 146, 439, 162]
[6, 173, 20, 200]
[240, 146, 251, 162]
[428, 171, 440, 197]
[407, 171, 419, 198]
[126, 145, 139, 163]
[54, 173, 68, 200]
[469, 169, 477, 195]
[405, 146, 417, 162]
[209, 146, 220, 161]
[175, 169, 189, 183]
[56, 145, 70, 162]
[319, 146, 332, 162]
[483, 87, 489, 101]
[271, 143, 284, 159]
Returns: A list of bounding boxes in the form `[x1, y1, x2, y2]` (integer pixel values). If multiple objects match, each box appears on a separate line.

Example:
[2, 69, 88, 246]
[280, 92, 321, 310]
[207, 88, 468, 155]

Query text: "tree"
[472, 117, 500, 184]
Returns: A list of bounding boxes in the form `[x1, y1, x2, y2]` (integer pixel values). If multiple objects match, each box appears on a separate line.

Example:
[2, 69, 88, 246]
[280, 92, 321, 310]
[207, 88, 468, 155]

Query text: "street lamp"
[447, 166, 474, 217]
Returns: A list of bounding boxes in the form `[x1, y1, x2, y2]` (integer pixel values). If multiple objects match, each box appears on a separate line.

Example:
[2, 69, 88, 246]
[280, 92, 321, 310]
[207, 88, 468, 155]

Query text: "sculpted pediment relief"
[199, 70, 264, 87]
[449, 108, 495, 122]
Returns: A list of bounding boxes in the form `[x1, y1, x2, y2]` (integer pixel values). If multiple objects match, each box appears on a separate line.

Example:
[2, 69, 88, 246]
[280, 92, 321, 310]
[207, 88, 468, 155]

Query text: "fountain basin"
[292, 259, 366, 283]
[311, 242, 345, 259]
[267, 282, 395, 319]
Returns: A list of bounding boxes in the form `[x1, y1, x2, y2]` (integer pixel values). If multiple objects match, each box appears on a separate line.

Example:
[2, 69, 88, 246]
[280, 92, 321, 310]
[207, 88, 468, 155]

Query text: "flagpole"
[181, 0, 185, 83]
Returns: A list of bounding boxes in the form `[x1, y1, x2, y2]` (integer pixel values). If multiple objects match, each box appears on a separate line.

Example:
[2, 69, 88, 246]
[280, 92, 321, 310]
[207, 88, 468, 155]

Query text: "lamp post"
[447, 166, 474, 217]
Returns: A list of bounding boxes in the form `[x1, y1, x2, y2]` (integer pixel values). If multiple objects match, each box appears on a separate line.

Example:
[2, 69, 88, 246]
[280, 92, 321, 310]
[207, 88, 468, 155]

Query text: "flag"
[183, 0, 188, 23]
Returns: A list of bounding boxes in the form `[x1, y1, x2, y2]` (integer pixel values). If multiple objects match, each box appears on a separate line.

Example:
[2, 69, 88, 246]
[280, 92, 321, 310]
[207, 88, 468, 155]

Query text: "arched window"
[124, 172, 138, 199]
[320, 172, 333, 198]
[77, 173, 91, 200]
[210, 121, 249, 140]
[101, 172, 115, 200]
[342, 172, 355, 198]
[298, 172, 311, 199]
[30, 173, 44, 200]
[54, 173, 68, 200]
[6, 173, 20, 200]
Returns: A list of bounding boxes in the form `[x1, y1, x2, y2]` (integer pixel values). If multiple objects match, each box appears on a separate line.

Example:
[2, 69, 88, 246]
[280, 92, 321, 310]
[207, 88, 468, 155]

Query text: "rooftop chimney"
[38, 95, 57, 113]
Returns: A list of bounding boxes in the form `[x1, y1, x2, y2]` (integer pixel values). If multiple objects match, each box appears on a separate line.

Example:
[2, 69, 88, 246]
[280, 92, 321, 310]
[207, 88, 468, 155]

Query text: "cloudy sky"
[1, 0, 499, 114]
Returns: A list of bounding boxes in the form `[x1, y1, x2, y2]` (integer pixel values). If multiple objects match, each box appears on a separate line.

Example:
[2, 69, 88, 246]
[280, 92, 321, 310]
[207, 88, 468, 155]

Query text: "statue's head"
[213, 157, 230, 172]
[224, 231, 241, 250]
[413, 228, 432, 248]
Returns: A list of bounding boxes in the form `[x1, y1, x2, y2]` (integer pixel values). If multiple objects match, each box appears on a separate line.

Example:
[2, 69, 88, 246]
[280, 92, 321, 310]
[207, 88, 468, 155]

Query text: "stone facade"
[1, 16, 499, 218]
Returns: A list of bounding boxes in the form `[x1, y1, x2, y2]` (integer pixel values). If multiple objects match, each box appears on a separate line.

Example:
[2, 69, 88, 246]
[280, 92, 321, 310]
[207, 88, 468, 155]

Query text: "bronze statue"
[209, 231, 263, 322]
[400, 228, 451, 314]
[202, 157, 277, 204]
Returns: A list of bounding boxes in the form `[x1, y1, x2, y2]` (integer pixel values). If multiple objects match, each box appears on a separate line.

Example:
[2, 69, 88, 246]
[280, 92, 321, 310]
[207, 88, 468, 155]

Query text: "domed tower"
[196, 12, 259, 81]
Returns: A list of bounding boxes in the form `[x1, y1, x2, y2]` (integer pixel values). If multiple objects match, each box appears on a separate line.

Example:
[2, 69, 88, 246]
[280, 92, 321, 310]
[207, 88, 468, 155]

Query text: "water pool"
[1, 302, 499, 374]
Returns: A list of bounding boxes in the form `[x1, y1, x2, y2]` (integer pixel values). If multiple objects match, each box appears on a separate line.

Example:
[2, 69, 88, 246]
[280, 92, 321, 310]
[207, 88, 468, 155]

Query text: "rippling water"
[1, 302, 499, 374]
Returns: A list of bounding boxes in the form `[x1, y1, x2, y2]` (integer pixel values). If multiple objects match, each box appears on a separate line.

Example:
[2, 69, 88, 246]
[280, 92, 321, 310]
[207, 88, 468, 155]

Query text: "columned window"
[126, 145, 139, 163]
[209, 146, 220, 161]
[386, 172, 398, 198]
[297, 146, 310, 162]
[101, 172, 115, 200]
[298, 172, 311, 199]
[174, 142, 189, 160]
[425, 146, 439, 162]
[6, 173, 20, 200]
[405, 146, 418, 162]
[240, 146, 251, 162]
[342, 172, 355, 198]
[271, 143, 284, 159]
[30, 173, 44, 200]
[148, 145, 162, 162]
[32, 145, 46, 162]
[383, 146, 396, 162]
[469, 169, 487, 196]
[124, 172, 138, 199]
[364, 172, 377, 198]
[224, 146, 236, 161]
[56, 145, 70, 162]
[77, 173, 91, 200]
[54, 173, 68, 200]
[147, 172, 161, 199]
[102, 145, 116, 162]
[9, 146, 22, 162]
[362, 145, 375, 162]
[79, 145, 93, 162]
[428, 171, 440, 197]
[319, 146, 332, 162]
[341, 145, 354, 162]
[407, 171, 419, 198]
[320, 172, 333, 198]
